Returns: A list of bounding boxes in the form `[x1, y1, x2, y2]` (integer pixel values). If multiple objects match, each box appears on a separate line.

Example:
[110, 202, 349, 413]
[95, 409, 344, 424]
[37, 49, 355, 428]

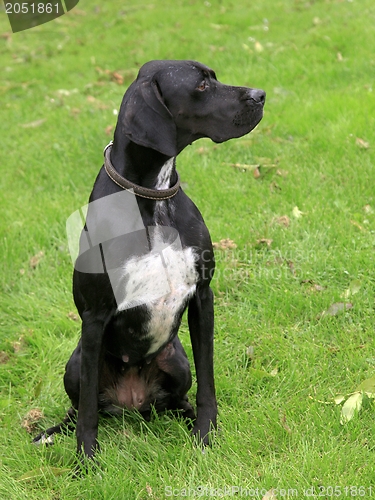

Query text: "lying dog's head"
[116, 60, 265, 157]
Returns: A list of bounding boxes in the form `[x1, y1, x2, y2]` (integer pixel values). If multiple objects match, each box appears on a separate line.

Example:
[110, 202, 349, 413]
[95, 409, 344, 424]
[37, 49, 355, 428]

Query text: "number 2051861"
[5, 3, 61, 14]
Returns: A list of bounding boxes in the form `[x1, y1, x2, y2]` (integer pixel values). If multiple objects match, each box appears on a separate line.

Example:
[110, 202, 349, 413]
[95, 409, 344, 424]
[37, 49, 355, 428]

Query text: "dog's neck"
[109, 137, 177, 190]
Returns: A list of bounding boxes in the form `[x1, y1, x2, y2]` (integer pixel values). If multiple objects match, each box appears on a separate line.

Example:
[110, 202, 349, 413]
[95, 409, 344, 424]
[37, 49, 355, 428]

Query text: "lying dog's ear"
[121, 77, 177, 157]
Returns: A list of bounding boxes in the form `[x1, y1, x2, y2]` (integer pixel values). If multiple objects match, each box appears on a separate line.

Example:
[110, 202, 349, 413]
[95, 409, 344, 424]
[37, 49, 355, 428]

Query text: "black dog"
[34, 60, 265, 459]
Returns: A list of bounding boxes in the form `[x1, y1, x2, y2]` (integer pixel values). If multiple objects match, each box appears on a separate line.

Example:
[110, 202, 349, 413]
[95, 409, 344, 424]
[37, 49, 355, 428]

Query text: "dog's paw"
[191, 420, 216, 447]
[32, 432, 55, 446]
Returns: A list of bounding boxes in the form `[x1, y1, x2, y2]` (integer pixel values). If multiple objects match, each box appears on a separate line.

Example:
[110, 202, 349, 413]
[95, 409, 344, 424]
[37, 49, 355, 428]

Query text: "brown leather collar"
[103, 142, 180, 200]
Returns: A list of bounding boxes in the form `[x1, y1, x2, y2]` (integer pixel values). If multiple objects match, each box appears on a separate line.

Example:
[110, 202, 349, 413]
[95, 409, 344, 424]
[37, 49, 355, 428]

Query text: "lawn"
[1, 0, 375, 498]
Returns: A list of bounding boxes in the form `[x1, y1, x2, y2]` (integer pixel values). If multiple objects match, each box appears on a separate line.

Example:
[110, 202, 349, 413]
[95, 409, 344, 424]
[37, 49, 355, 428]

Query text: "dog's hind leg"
[33, 343, 81, 446]
[33, 406, 77, 446]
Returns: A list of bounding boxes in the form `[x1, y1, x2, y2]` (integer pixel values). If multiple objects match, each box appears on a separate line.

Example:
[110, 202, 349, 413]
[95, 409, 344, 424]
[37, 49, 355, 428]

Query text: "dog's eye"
[197, 81, 208, 91]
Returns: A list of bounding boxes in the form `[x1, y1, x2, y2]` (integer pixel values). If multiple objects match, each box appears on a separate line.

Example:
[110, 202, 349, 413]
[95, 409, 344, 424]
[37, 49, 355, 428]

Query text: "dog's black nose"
[248, 88, 266, 105]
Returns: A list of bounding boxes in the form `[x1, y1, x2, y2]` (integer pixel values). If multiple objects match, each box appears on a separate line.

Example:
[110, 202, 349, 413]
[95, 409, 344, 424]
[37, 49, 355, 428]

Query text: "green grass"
[1, 0, 375, 498]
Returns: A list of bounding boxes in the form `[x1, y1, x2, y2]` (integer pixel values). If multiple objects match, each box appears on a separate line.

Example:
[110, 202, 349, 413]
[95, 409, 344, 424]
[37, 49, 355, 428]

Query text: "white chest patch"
[154, 158, 175, 189]
[116, 226, 198, 355]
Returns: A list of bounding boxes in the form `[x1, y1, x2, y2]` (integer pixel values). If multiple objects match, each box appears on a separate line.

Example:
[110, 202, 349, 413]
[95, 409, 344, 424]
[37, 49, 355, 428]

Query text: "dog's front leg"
[75, 311, 104, 460]
[188, 286, 217, 445]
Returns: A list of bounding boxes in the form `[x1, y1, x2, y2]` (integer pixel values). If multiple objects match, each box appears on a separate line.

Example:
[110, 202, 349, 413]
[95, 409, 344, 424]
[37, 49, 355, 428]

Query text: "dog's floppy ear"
[121, 76, 177, 157]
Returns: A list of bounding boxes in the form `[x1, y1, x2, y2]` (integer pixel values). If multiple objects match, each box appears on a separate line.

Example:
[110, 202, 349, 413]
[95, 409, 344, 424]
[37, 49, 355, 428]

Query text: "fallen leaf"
[105, 125, 114, 136]
[340, 392, 363, 424]
[29, 251, 44, 268]
[146, 484, 153, 496]
[342, 279, 361, 299]
[262, 489, 277, 500]
[21, 408, 44, 434]
[253, 166, 261, 178]
[67, 311, 79, 322]
[256, 238, 273, 248]
[0, 351, 10, 364]
[21, 119, 46, 128]
[320, 302, 353, 318]
[334, 395, 346, 405]
[212, 238, 237, 250]
[111, 71, 124, 85]
[356, 137, 370, 149]
[337, 52, 344, 62]
[254, 41, 264, 52]
[363, 204, 373, 214]
[355, 375, 375, 397]
[292, 206, 304, 218]
[274, 215, 290, 227]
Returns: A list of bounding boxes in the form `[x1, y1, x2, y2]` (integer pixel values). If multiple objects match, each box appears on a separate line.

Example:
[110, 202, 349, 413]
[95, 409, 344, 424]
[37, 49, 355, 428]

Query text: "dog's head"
[118, 60, 265, 157]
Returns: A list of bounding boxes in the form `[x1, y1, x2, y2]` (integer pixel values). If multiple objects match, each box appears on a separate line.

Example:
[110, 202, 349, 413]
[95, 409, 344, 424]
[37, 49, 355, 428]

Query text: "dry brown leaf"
[0, 351, 10, 364]
[111, 71, 124, 85]
[21, 409, 44, 434]
[29, 251, 44, 269]
[262, 489, 277, 500]
[356, 137, 370, 149]
[213, 238, 237, 250]
[253, 166, 261, 179]
[105, 125, 114, 136]
[67, 311, 79, 322]
[256, 238, 273, 247]
[274, 215, 290, 227]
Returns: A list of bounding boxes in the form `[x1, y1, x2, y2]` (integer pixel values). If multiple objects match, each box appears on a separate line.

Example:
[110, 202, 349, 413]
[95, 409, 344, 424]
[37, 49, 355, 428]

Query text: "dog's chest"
[116, 226, 197, 355]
